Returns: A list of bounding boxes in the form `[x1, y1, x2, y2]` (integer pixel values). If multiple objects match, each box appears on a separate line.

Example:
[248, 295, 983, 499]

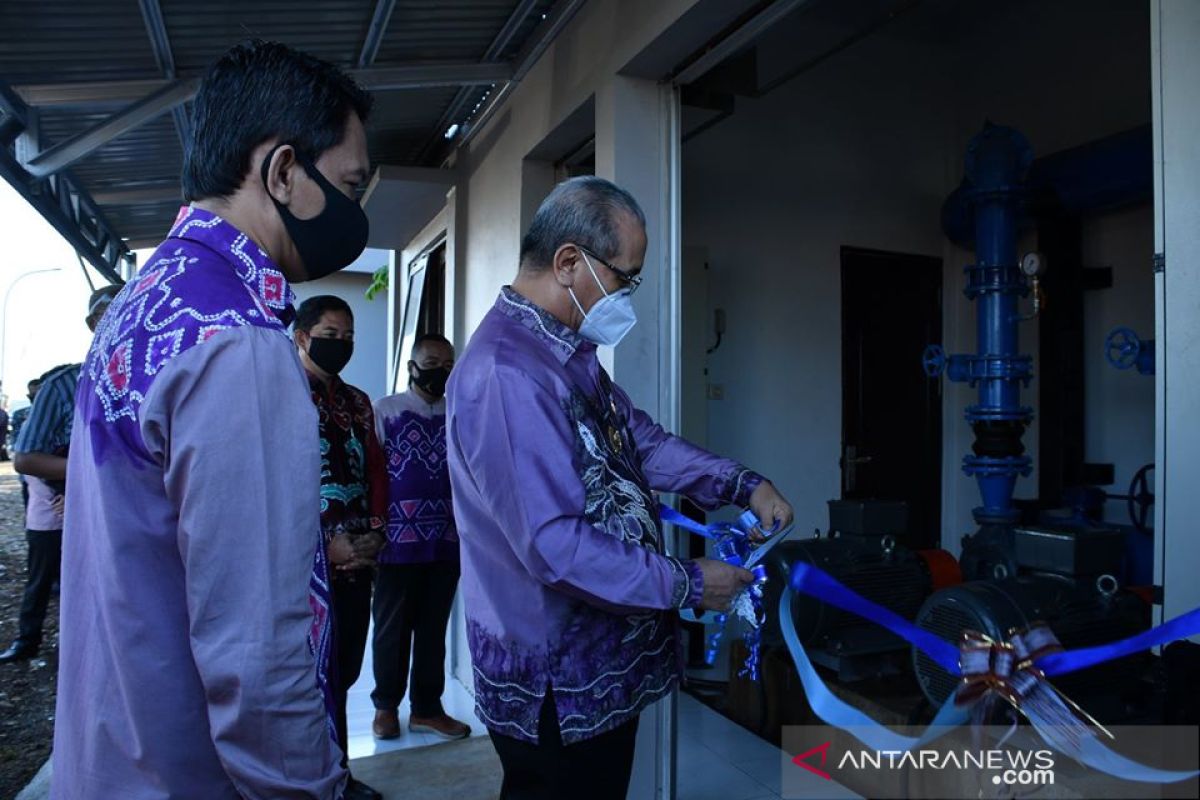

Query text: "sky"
[0, 180, 151, 412]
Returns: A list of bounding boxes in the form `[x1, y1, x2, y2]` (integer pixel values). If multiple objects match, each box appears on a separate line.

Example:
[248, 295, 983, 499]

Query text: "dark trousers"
[371, 560, 459, 716]
[17, 530, 62, 648]
[332, 573, 373, 765]
[489, 689, 640, 800]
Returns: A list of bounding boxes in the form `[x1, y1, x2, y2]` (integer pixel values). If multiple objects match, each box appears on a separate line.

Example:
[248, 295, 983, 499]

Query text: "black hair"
[27, 378, 42, 388]
[294, 295, 354, 333]
[519, 176, 646, 271]
[182, 40, 373, 201]
[411, 333, 453, 359]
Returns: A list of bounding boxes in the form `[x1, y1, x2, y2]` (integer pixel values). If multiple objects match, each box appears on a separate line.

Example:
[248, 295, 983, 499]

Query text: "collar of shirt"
[395, 388, 446, 416]
[167, 205, 298, 327]
[494, 285, 595, 366]
[306, 368, 346, 400]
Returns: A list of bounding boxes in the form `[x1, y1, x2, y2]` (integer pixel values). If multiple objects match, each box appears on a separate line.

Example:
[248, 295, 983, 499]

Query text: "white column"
[1152, 0, 1200, 634]
[595, 74, 683, 800]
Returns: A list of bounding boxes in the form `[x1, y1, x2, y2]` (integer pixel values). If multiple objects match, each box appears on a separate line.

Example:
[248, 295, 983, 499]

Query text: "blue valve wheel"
[922, 344, 947, 377]
[1106, 327, 1141, 370]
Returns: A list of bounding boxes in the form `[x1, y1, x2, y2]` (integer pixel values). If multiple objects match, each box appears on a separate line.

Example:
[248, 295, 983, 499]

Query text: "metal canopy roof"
[0, 0, 577, 281]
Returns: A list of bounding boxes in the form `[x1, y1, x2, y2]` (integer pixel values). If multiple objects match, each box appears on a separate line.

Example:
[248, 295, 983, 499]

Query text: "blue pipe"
[932, 123, 1035, 524]
[943, 124, 1152, 247]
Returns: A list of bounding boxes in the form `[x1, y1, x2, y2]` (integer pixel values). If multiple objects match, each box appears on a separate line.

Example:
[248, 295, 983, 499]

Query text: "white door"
[1151, 0, 1200, 634]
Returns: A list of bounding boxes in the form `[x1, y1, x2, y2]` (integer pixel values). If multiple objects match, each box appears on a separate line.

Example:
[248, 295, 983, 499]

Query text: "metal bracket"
[1153, 252, 1166, 274]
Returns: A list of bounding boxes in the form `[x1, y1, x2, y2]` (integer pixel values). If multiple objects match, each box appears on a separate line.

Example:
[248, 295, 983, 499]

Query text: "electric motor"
[913, 574, 1149, 706]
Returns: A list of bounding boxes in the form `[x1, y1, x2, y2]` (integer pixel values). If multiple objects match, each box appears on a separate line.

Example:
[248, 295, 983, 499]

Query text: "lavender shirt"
[446, 287, 762, 745]
[374, 390, 458, 564]
[52, 207, 345, 799]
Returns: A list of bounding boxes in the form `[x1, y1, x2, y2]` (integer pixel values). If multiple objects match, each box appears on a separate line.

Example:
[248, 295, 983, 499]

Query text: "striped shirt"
[14, 364, 80, 456]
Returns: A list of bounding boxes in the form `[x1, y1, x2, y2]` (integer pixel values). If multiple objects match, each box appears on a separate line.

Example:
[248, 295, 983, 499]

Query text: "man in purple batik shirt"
[52, 41, 373, 799]
[446, 176, 795, 800]
[370, 333, 472, 742]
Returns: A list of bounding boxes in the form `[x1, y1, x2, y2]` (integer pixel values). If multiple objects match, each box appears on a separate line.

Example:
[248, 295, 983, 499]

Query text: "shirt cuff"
[724, 467, 765, 508]
[669, 557, 705, 610]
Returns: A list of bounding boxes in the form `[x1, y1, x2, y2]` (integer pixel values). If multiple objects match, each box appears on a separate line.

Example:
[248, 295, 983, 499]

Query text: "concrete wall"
[682, 0, 1153, 555]
[453, 0, 696, 349]
[1082, 206, 1155, 523]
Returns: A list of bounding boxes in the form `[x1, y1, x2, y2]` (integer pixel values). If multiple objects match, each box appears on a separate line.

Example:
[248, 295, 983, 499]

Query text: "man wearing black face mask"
[369, 334, 469, 742]
[294, 294, 388, 800]
[49, 41, 372, 800]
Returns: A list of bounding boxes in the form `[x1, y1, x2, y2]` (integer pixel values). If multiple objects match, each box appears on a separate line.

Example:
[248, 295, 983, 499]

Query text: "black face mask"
[410, 364, 451, 398]
[308, 336, 354, 375]
[261, 145, 370, 282]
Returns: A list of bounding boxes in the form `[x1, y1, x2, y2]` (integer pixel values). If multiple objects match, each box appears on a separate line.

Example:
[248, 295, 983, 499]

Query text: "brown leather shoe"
[409, 713, 471, 740]
[372, 709, 400, 740]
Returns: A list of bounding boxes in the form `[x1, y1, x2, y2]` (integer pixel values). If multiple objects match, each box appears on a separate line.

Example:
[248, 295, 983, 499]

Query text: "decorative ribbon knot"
[956, 624, 1110, 744]
[955, 623, 1063, 707]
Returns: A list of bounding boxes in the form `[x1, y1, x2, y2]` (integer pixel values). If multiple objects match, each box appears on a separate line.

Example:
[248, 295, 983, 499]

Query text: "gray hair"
[519, 176, 646, 271]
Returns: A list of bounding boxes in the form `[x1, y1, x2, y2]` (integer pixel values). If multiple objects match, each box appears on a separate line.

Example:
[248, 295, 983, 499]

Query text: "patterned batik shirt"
[373, 389, 458, 564]
[446, 286, 763, 745]
[51, 206, 344, 799]
[307, 371, 388, 578]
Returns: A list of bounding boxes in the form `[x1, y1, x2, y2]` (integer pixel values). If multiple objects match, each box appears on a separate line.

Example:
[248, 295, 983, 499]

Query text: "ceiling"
[0, 0, 574, 279]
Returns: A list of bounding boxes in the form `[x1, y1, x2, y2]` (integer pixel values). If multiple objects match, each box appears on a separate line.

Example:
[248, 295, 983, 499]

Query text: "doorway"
[840, 246, 943, 549]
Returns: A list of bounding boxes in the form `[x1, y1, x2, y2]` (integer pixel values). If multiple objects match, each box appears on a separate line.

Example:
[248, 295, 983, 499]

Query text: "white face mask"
[568, 251, 638, 346]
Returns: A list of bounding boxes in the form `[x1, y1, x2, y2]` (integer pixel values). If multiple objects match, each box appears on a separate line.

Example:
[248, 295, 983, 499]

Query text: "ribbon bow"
[957, 624, 1062, 707]
[659, 504, 787, 680]
[956, 625, 1113, 749]
[780, 562, 1200, 783]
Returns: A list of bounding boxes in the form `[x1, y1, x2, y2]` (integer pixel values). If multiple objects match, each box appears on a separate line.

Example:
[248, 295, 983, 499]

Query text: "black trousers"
[17, 530, 62, 648]
[489, 689, 640, 800]
[371, 561, 459, 717]
[332, 573, 374, 765]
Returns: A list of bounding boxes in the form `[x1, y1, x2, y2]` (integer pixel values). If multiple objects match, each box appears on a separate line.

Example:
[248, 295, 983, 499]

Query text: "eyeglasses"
[578, 246, 643, 294]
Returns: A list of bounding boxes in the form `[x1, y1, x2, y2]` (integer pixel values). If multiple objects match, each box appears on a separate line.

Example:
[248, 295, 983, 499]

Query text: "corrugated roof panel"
[376, 0, 517, 63]
[493, 0, 557, 61]
[0, 0, 160, 85]
[107, 201, 184, 240]
[2, 0, 564, 249]
[162, 0, 377, 73]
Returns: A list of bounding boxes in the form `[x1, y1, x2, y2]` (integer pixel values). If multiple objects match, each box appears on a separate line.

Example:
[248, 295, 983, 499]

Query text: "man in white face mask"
[445, 176, 794, 800]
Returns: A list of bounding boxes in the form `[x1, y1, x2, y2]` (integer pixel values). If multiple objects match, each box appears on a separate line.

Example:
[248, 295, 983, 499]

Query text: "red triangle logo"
[791, 741, 832, 780]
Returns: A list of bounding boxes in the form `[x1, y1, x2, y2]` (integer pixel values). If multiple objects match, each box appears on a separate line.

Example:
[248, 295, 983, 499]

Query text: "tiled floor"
[345, 627, 486, 761]
[676, 692, 782, 800]
[344, 634, 852, 799]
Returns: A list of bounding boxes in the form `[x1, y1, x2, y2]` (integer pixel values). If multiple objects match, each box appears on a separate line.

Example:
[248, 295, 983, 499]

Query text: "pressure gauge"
[1021, 252, 1045, 277]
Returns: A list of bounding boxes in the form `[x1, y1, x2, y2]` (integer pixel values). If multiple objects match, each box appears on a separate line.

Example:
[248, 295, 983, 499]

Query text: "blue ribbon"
[660, 504, 776, 677]
[784, 561, 1200, 783]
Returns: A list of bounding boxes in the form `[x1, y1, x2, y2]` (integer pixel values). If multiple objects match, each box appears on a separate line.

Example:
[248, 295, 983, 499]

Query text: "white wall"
[293, 269, 389, 401]
[1083, 206, 1155, 523]
[454, 0, 697, 349]
[683, 0, 1153, 554]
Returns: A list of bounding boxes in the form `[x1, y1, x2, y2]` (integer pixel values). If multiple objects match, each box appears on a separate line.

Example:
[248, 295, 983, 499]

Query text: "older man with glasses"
[445, 176, 794, 800]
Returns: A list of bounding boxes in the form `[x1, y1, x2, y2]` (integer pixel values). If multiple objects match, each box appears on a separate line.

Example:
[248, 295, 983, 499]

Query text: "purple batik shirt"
[52, 206, 345, 799]
[374, 390, 458, 564]
[446, 286, 763, 745]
